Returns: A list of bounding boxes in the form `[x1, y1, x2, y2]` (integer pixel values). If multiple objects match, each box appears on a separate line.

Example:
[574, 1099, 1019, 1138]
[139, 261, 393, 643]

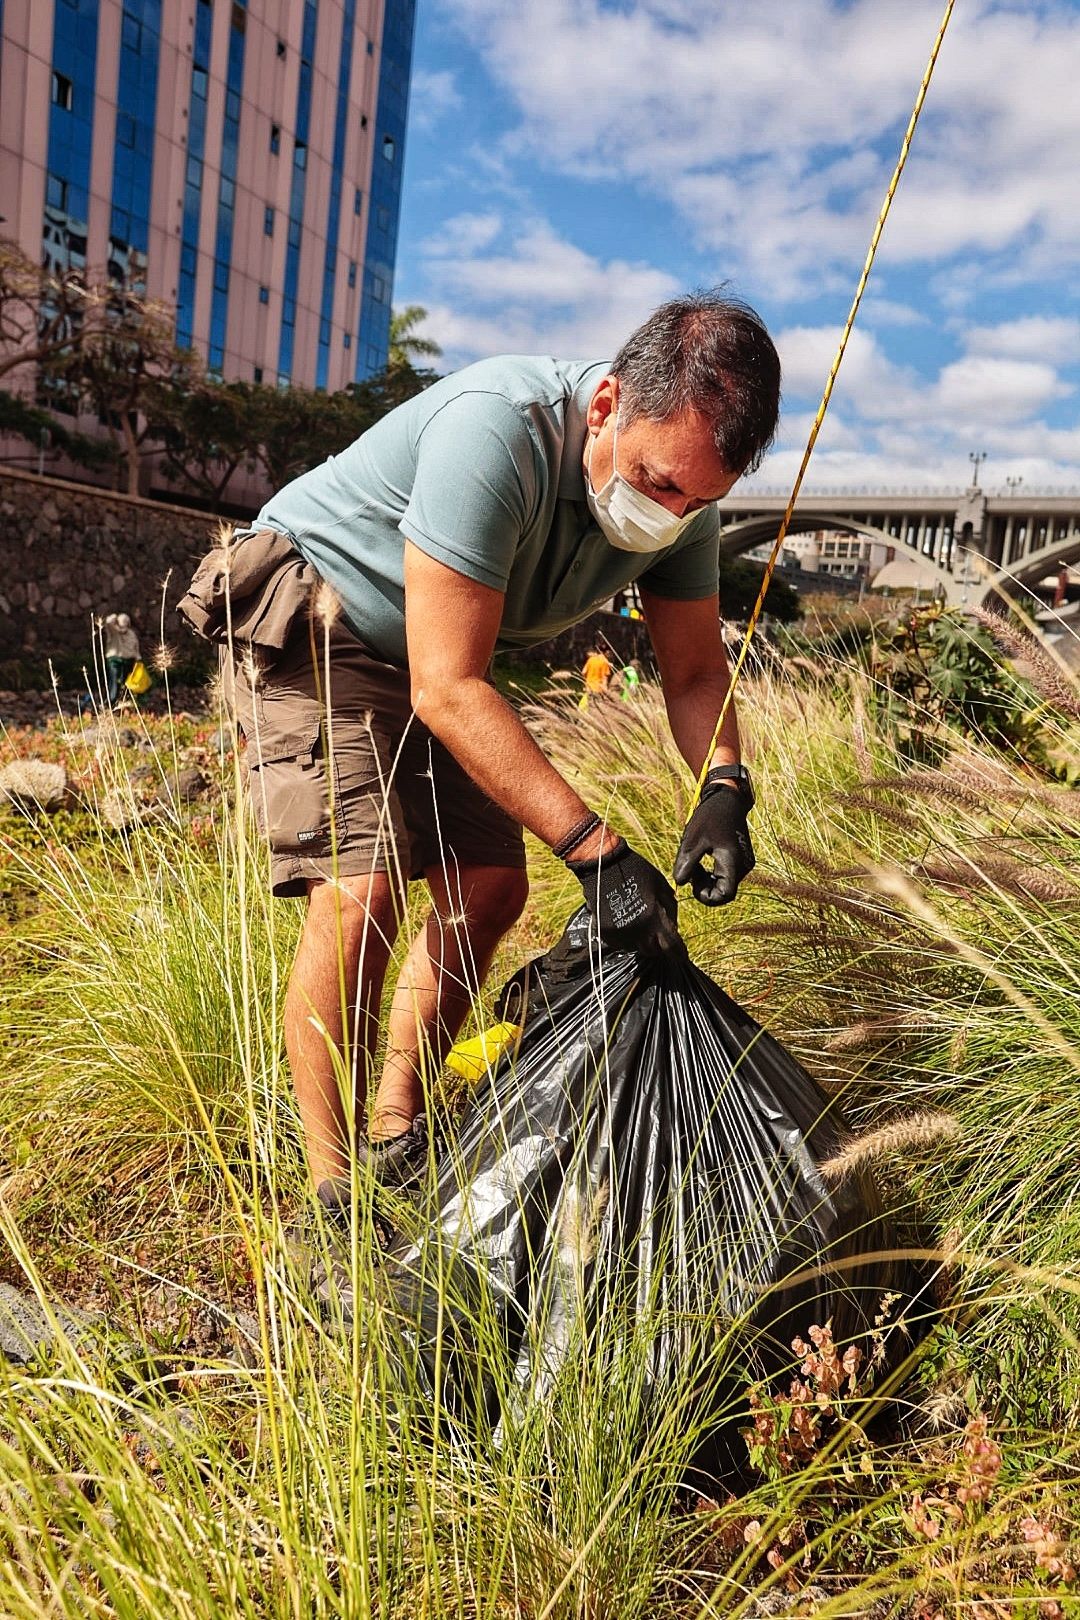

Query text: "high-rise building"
[0, 0, 415, 392]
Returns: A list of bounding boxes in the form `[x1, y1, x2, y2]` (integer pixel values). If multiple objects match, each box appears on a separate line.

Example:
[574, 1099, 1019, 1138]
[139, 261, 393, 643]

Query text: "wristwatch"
[702, 762, 755, 808]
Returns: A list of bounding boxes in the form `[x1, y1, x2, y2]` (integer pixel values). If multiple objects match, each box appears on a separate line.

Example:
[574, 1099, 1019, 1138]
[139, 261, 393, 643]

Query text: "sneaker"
[281, 1179, 391, 1317]
[358, 1115, 433, 1195]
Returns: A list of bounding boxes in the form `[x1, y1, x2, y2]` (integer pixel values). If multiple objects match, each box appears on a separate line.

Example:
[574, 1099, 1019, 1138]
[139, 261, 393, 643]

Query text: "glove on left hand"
[673, 778, 755, 906]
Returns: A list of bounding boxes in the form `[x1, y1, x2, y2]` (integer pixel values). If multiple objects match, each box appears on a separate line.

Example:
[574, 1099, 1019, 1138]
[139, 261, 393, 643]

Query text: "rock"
[0, 759, 68, 811]
[0, 1282, 97, 1364]
[225, 1309, 262, 1369]
[747, 1586, 833, 1618]
[162, 765, 207, 804]
[77, 722, 139, 752]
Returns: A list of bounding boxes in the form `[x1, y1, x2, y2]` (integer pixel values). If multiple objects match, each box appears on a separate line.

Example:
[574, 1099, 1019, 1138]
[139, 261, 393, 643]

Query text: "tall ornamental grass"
[0, 629, 1078, 1615]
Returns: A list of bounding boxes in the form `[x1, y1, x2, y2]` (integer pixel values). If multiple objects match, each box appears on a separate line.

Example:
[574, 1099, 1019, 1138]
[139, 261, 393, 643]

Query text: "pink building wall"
[0, 0, 389, 394]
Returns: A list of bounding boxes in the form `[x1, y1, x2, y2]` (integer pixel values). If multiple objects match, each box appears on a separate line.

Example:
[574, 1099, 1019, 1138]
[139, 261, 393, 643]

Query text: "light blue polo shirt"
[251, 355, 720, 666]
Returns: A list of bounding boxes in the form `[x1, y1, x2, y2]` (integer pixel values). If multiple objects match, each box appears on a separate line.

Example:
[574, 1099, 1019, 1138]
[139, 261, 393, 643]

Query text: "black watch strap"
[702, 763, 755, 808]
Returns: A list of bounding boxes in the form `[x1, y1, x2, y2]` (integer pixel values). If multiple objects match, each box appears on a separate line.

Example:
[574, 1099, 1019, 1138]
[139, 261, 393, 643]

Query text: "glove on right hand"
[566, 837, 682, 957]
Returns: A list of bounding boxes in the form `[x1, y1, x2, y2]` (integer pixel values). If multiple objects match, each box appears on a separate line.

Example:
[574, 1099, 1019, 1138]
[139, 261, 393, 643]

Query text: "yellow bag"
[125, 660, 152, 695]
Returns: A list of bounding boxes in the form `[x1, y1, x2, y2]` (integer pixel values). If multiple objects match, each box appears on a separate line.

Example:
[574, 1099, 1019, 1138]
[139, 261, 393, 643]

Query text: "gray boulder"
[0, 1281, 97, 1364]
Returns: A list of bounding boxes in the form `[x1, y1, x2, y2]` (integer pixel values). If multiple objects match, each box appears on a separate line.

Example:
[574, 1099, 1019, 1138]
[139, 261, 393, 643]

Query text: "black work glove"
[566, 837, 682, 957]
[673, 777, 755, 906]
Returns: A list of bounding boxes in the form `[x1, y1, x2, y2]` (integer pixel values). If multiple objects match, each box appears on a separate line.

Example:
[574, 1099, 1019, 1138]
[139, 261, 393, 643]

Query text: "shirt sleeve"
[637, 507, 721, 600]
[398, 391, 539, 592]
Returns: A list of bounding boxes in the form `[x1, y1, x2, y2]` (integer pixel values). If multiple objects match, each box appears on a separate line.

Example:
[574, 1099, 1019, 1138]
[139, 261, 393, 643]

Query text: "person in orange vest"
[579, 644, 613, 709]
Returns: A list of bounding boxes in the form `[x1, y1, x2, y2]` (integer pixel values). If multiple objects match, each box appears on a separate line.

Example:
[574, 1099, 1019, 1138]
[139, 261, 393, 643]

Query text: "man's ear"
[586, 374, 619, 433]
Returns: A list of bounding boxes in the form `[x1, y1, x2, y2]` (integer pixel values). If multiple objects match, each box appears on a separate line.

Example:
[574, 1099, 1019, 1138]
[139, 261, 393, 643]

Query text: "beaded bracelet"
[552, 811, 602, 861]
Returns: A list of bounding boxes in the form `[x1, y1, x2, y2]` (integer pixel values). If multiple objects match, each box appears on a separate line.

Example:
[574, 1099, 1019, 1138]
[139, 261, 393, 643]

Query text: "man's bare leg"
[284, 872, 402, 1186]
[370, 865, 529, 1139]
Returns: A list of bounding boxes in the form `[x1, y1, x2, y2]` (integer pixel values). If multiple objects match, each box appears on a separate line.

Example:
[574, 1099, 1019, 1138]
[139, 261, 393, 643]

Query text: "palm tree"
[388, 304, 442, 371]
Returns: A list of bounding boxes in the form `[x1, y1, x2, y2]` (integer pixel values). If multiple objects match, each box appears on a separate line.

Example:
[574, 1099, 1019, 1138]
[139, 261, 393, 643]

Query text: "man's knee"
[438, 866, 529, 942]
[304, 872, 403, 953]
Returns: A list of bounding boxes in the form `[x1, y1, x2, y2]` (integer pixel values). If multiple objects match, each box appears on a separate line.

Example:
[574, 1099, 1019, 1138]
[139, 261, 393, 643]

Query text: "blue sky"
[392, 0, 1080, 493]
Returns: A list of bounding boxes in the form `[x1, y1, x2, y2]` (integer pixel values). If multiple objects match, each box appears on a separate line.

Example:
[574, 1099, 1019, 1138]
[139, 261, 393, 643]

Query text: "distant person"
[579, 643, 613, 709]
[1053, 566, 1070, 610]
[102, 612, 141, 707]
[618, 660, 641, 701]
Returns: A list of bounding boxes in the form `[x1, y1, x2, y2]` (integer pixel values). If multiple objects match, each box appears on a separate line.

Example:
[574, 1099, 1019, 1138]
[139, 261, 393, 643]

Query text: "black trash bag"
[383, 911, 925, 1485]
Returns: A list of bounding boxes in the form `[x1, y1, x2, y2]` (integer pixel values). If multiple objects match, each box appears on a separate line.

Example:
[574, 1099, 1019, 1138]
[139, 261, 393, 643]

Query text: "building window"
[276, 37, 286, 57]
[259, 285, 269, 303]
[343, 332, 351, 349]
[51, 72, 73, 110]
[264, 205, 274, 235]
[382, 134, 395, 162]
[270, 123, 280, 154]
[254, 366, 263, 382]
[354, 187, 363, 215]
[213, 259, 229, 292]
[294, 141, 307, 170]
[347, 260, 356, 287]
[231, 3, 246, 33]
[366, 39, 373, 54]
[46, 173, 69, 211]
[360, 113, 368, 129]
[376, 204, 390, 230]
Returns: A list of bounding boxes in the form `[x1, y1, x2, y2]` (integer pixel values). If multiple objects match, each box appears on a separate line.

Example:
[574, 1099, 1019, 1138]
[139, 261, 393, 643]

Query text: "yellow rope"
[688, 0, 956, 814]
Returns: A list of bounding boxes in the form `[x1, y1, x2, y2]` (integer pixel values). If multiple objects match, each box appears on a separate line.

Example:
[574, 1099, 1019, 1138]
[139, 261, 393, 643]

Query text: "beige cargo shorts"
[197, 531, 526, 896]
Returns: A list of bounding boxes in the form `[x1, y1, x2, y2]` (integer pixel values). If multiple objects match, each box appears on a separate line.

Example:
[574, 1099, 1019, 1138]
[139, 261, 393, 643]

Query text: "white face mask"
[586, 409, 699, 554]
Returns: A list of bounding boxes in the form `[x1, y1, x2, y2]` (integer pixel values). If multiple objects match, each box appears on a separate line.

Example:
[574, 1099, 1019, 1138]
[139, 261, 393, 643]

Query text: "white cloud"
[408, 69, 463, 131]
[962, 317, 1080, 366]
[418, 220, 679, 361]
[433, 0, 1080, 295]
[934, 356, 1071, 424]
[421, 212, 504, 257]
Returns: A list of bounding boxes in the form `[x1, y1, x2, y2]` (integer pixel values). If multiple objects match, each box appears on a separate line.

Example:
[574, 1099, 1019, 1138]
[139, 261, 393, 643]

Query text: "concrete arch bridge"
[716, 488, 1080, 608]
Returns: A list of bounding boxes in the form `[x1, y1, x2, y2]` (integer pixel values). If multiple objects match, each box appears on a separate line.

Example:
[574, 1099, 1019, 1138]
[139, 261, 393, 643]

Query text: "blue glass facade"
[207, 0, 248, 373]
[42, 0, 100, 276]
[22, 0, 413, 392]
[175, 0, 214, 349]
[315, 0, 356, 390]
[356, 0, 415, 379]
[277, 0, 318, 383]
[108, 0, 162, 291]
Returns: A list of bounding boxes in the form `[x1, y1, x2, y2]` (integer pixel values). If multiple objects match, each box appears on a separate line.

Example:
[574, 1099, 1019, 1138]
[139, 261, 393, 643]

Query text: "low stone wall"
[0, 466, 229, 674]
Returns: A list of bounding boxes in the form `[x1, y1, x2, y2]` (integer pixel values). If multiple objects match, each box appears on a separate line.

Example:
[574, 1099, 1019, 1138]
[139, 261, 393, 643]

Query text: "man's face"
[585, 376, 740, 517]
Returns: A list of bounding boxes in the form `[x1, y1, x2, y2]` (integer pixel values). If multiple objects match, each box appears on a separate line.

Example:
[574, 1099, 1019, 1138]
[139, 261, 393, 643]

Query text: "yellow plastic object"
[445, 1021, 522, 1083]
[125, 660, 153, 695]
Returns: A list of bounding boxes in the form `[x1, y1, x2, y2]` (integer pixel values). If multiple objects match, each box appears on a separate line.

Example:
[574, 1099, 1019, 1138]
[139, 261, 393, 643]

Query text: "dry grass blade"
[916, 854, 1078, 904]
[976, 610, 1080, 722]
[819, 1111, 961, 1184]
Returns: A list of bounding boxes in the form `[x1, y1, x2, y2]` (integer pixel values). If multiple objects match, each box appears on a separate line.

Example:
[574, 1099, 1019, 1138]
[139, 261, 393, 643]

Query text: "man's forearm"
[663, 666, 742, 778]
[412, 675, 615, 854]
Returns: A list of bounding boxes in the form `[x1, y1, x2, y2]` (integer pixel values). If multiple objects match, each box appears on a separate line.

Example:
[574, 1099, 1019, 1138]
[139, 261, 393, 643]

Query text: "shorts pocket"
[246, 720, 347, 853]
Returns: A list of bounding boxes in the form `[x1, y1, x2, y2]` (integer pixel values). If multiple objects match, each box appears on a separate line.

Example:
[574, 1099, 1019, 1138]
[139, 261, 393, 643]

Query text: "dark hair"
[611, 289, 781, 476]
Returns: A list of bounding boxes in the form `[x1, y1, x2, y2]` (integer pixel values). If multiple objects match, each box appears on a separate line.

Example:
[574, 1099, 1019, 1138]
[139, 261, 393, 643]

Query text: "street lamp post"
[968, 451, 987, 489]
